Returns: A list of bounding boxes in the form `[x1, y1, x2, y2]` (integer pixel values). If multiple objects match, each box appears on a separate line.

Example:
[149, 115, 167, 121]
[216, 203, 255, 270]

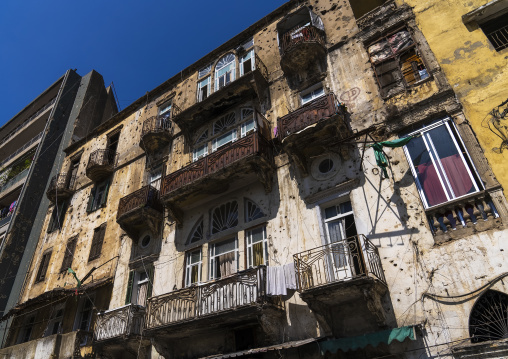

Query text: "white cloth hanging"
[283, 262, 297, 290]
[266, 266, 286, 296]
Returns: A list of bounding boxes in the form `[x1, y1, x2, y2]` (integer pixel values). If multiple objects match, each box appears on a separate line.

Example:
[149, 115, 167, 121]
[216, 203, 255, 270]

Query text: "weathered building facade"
[1, 1, 507, 358]
[0, 69, 117, 350]
[399, 0, 508, 197]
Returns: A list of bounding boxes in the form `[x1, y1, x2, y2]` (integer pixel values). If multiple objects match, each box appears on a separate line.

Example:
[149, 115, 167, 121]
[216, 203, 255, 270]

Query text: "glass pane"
[215, 130, 235, 148]
[252, 242, 264, 266]
[190, 250, 201, 264]
[324, 206, 338, 219]
[214, 238, 236, 255]
[249, 227, 265, 243]
[242, 120, 255, 136]
[160, 104, 171, 115]
[406, 135, 448, 207]
[426, 126, 475, 198]
[339, 201, 352, 214]
[327, 220, 344, 243]
[190, 265, 199, 284]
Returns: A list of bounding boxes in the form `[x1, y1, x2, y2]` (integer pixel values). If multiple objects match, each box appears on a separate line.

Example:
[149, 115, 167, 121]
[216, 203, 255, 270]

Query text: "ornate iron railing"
[94, 304, 145, 342]
[277, 93, 345, 141]
[293, 235, 386, 292]
[279, 24, 325, 57]
[141, 104, 181, 138]
[145, 266, 280, 330]
[47, 173, 76, 194]
[427, 190, 501, 235]
[486, 24, 508, 52]
[117, 185, 163, 218]
[161, 132, 272, 198]
[87, 149, 117, 171]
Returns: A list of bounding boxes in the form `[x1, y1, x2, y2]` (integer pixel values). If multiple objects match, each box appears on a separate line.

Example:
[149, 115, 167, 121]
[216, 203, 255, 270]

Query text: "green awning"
[318, 326, 416, 354]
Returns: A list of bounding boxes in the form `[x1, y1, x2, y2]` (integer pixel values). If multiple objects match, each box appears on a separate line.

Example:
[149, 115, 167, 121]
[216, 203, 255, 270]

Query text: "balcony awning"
[318, 326, 416, 354]
[199, 338, 318, 358]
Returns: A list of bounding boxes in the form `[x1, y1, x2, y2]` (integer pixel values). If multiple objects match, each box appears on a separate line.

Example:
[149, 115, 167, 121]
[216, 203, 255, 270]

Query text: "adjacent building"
[0, 69, 117, 352]
[1, 1, 507, 358]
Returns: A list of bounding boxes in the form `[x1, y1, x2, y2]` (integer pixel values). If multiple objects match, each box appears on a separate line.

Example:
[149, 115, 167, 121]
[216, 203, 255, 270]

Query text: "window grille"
[211, 201, 239, 234]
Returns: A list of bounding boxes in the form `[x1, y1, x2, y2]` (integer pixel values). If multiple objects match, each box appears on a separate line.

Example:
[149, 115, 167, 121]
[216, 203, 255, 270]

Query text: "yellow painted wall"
[398, 0, 508, 195]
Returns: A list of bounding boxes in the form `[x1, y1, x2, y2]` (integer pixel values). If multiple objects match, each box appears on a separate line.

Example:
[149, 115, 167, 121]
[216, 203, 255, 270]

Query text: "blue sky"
[0, 0, 287, 126]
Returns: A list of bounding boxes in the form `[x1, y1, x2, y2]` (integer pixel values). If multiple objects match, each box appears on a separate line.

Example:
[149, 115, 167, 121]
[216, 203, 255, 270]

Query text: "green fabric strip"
[368, 136, 414, 178]
[67, 268, 82, 288]
[319, 326, 415, 354]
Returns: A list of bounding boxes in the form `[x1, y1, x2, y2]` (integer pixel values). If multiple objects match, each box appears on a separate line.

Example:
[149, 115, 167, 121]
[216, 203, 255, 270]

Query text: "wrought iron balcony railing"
[161, 132, 272, 199]
[94, 304, 145, 342]
[86, 149, 117, 181]
[117, 185, 163, 219]
[145, 266, 281, 330]
[277, 93, 346, 141]
[427, 190, 501, 236]
[141, 104, 181, 139]
[46, 173, 76, 202]
[279, 24, 325, 58]
[293, 235, 386, 292]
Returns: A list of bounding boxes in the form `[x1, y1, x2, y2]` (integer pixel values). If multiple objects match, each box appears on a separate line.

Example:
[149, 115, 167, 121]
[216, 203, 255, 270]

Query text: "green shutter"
[86, 187, 96, 212]
[125, 270, 134, 305]
[100, 179, 111, 208]
[147, 265, 155, 298]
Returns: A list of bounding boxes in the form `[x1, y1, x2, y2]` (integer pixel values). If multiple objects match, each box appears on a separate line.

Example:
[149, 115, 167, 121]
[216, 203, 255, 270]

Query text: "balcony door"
[322, 201, 361, 282]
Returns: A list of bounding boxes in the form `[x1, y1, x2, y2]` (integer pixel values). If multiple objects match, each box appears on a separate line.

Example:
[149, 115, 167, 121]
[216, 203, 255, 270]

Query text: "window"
[159, 102, 172, 121]
[74, 295, 94, 345]
[36, 251, 52, 282]
[60, 236, 77, 272]
[17, 315, 35, 344]
[322, 200, 361, 278]
[67, 156, 80, 189]
[211, 201, 239, 234]
[215, 53, 236, 91]
[368, 28, 429, 97]
[241, 108, 255, 137]
[212, 129, 237, 152]
[213, 113, 236, 134]
[187, 218, 204, 244]
[197, 76, 211, 102]
[193, 130, 209, 162]
[86, 178, 110, 212]
[240, 49, 255, 76]
[107, 131, 120, 154]
[185, 249, 202, 287]
[300, 85, 325, 105]
[150, 166, 162, 190]
[45, 304, 65, 336]
[245, 198, 265, 222]
[47, 200, 68, 233]
[209, 237, 238, 280]
[403, 119, 482, 208]
[246, 226, 268, 268]
[479, 12, 508, 52]
[125, 266, 154, 306]
[470, 290, 508, 343]
[88, 224, 106, 261]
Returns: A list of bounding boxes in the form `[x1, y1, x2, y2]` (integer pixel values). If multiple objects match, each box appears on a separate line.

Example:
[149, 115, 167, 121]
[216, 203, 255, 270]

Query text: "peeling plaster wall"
[398, 0, 508, 198]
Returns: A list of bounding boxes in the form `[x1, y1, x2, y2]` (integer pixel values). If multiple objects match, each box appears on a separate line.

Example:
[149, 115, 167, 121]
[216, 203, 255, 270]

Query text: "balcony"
[0, 167, 29, 196]
[145, 266, 284, 339]
[160, 132, 274, 224]
[279, 24, 326, 75]
[116, 185, 164, 237]
[139, 106, 180, 154]
[86, 149, 117, 182]
[277, 93, 350, 174]
[426, 189, 503, 245]
[172, 55, 269, 140]
[93, 304, 148, 358]
[46, 173, 76, 203]
[293, 235, 388, 336]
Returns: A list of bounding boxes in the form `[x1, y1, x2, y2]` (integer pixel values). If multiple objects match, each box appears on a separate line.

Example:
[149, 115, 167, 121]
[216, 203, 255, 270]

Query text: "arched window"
[193, 130, 208, 162]
[213, 113, 236, 135]
[211, 201, 238, 234]
[470, 290, 508, 343]
[215, 54, 236, 91]
[187, 218, 204, 244]
[244, 198, 265, 222]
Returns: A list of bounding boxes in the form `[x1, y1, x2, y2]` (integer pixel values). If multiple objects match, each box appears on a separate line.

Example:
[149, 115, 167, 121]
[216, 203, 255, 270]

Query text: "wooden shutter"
[88, 224, 106, 261]
[86, 187, 96, 212]
[60, 236, 77, 272]
[147, 265, 154, 298]
[125, 270, 134, 305]
[36, 252, 52, 282]
[99, 179, 111, 208]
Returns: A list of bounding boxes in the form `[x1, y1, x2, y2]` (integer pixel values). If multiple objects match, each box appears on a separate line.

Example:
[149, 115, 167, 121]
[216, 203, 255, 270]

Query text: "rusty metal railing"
[47, 173, 76, 194]
[117, 185, 163, 218]
[279, 24, 325, 57]
[87, 149, 117, 171]
[293, 235, 386, 292]
[94, 304, 145, 342]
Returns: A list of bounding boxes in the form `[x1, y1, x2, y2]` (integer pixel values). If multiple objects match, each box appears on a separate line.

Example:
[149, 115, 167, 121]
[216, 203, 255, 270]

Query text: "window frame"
[60, 236, 78, 273]
[16, 314, 36, 344]
[402, 118, 483, 209]
[86, 178, 111, 213]
[185, 248, 202, 287]
[367, 26, 431, 97]
[208, 236, 239, 280]
[300, 84, 325, 105]
[197, 76, 211, 102]
[239, 49, 255, 76]
[215, 53, 236, 91]
[47, 200, 68, 233]
[88, 223, 106, 262]
[45, 303, 65, 337]
[36, 250, 52, 283]
[246, 225, 268, 268]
